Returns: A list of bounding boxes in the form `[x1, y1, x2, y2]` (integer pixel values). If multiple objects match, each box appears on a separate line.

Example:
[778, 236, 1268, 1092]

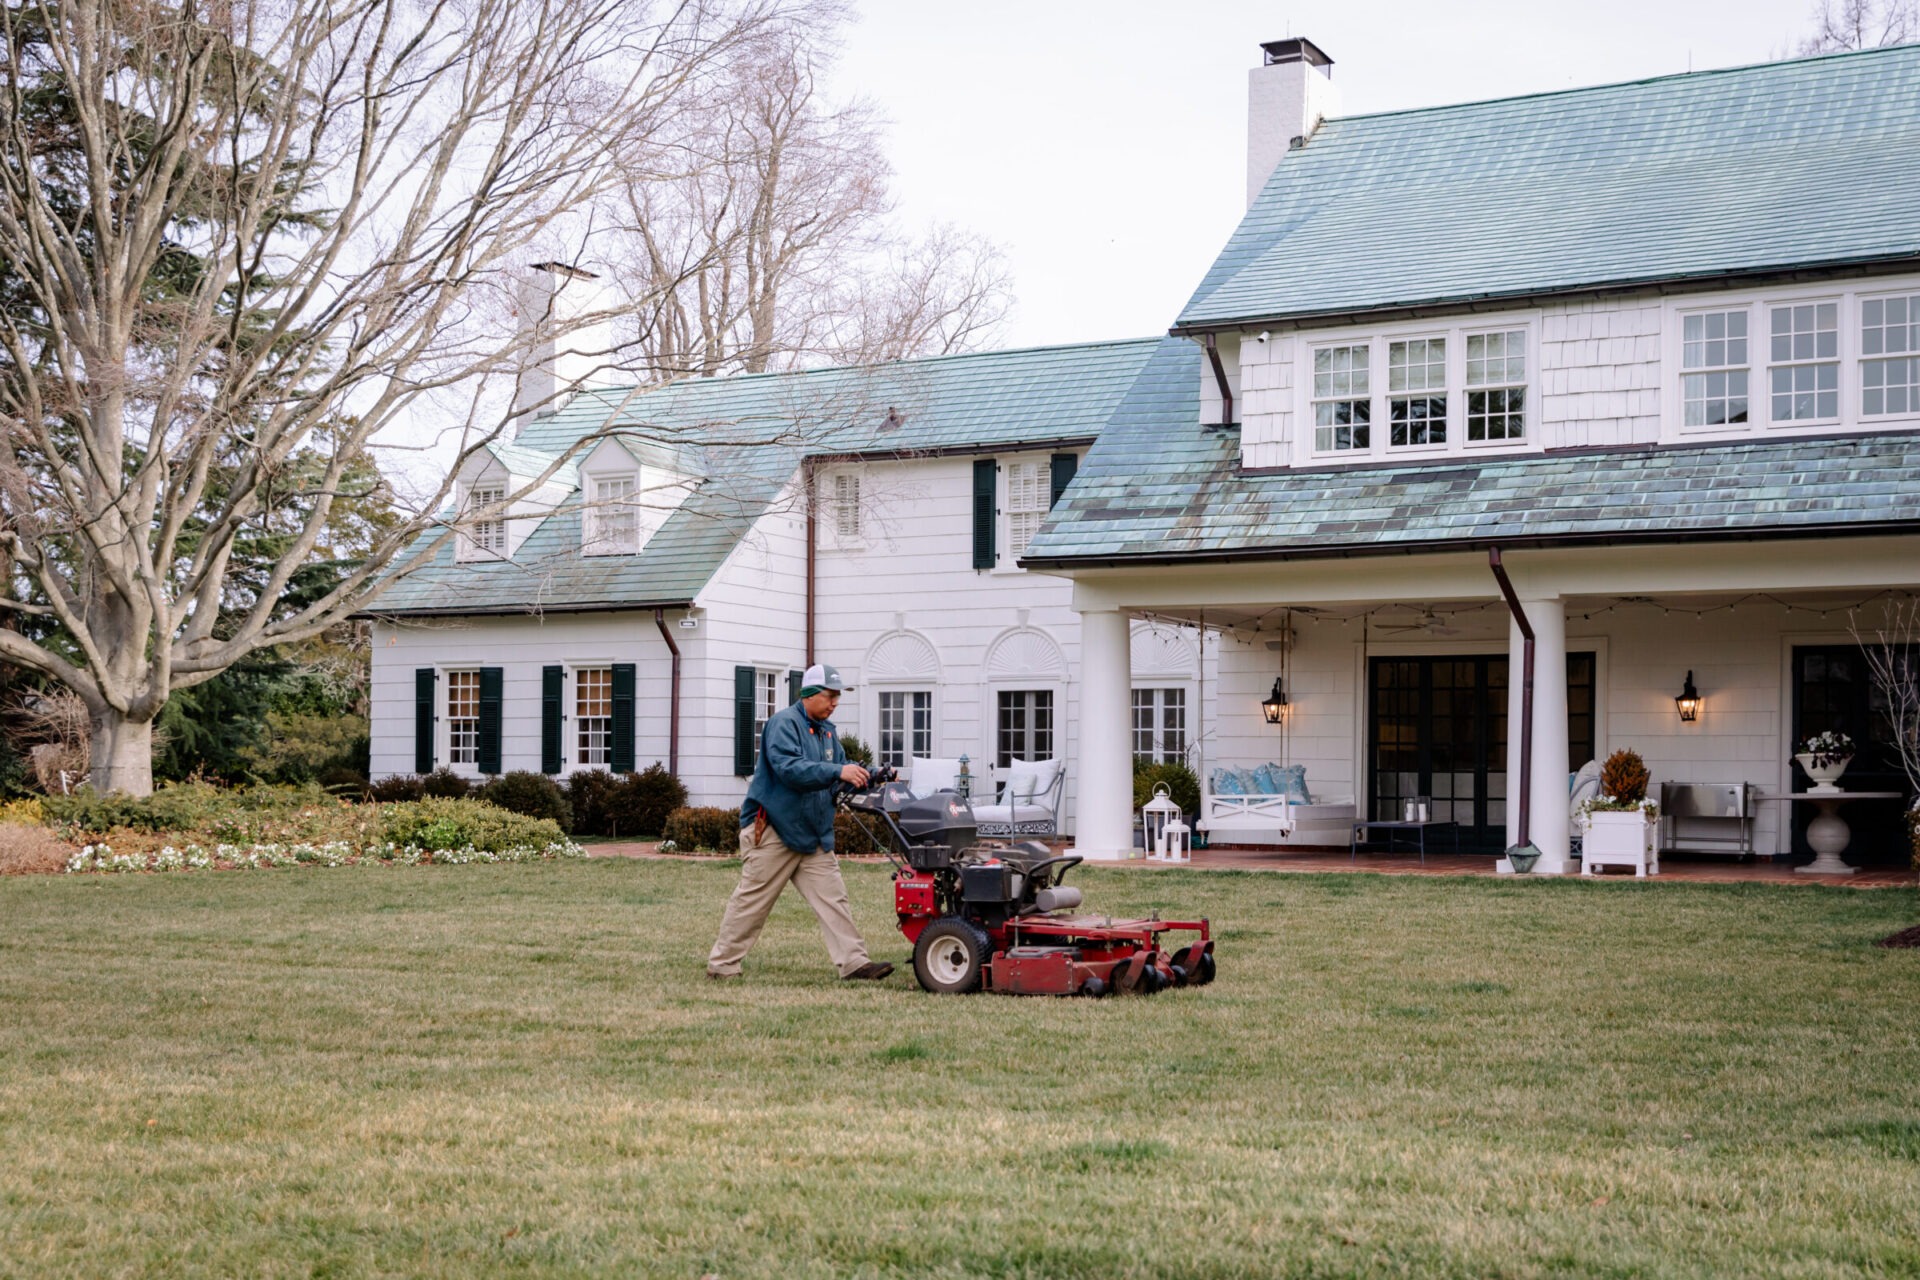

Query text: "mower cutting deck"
[841, 770, 1214, 997]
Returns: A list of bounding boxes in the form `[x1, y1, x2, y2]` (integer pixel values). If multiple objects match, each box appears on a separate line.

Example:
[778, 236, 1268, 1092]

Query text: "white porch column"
[1504, 596, 1571, 873]
[1074, 607, 1134, 860]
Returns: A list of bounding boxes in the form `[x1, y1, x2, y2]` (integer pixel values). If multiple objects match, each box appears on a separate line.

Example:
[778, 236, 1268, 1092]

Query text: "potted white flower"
[1578, 748, 1660, 875]
[1793, 731, 1856, 794]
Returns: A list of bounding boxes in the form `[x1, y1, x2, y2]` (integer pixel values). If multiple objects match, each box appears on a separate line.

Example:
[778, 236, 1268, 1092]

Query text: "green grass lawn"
[4, 860, 1918, 1279]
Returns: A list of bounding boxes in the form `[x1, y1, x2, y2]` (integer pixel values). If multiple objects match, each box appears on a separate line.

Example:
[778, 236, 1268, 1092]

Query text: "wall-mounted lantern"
[1675, 671, 1701, 723]
[1261, 677, 1290, 725]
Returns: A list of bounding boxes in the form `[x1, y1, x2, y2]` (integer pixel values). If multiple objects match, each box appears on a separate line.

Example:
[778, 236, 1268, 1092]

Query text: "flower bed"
[65, 838, 585, 874]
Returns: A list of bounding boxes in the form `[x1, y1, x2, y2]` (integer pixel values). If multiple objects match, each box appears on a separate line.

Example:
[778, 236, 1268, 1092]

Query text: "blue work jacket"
[740, 701, 846, 853]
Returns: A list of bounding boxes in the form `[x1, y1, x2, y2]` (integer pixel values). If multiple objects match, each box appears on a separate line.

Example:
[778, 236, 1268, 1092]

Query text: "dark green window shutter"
[541, 666, 564, 775]
[972, 458, 997, 569]
[611, 663, 636, 774]
[477, 667, 503, 775]
[414, 668, 436, 774]
[1049, 451, 1078, 508]
[734, 665, 756, 776]
[788, 669, 802, 705]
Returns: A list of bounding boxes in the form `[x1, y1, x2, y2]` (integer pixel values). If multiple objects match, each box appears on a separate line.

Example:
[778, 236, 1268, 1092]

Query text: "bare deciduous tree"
[1797, 0, 1919, 52]
[614, 12, 1012, 378]
[1853, 600, 1920, 800]
[0, 0, 789, 794]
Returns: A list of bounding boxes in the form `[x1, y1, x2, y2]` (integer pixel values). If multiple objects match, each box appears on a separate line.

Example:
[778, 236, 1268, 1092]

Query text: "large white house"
[1024, 39, 1920, 870]
[372, 37, 1920, 871]
[366, 338, 1215, 831]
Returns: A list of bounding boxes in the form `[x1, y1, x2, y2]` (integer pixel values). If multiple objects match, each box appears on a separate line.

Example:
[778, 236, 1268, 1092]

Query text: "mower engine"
[841, 772, 1214, 997]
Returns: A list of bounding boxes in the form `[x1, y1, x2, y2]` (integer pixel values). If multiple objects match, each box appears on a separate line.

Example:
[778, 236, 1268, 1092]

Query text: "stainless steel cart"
[1658, 781, 1756, 859]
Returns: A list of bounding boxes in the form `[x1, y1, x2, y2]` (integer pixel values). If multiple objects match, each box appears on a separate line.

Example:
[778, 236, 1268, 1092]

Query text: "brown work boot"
[842, 961, 893, 981]
[706, 969, 741, 981]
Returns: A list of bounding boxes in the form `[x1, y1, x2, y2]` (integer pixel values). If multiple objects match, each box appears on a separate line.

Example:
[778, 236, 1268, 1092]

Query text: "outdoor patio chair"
[972, 757, 1064, 837]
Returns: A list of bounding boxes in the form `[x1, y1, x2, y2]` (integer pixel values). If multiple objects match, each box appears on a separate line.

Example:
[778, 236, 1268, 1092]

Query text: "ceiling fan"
[1373, 607, 1461, 637]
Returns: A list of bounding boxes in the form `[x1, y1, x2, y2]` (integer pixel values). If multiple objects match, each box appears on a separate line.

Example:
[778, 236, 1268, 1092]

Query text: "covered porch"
[1065, 536, 1920, 873]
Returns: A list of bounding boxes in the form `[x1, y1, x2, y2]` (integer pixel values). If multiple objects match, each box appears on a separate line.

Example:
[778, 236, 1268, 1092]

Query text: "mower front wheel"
[912, 918, 992, 994]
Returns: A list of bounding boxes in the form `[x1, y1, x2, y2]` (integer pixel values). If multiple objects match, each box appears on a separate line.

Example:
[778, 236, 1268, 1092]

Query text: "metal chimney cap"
[1259, 37, 1333, 71]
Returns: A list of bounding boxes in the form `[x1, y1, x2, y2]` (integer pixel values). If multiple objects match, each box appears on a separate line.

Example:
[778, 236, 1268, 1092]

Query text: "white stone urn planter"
[1793, 752, 1852, 795]
[1581, 805, 1659, 877]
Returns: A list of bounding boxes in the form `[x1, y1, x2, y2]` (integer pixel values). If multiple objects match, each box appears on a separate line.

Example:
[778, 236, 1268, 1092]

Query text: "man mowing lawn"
[708, 662, 893, 982]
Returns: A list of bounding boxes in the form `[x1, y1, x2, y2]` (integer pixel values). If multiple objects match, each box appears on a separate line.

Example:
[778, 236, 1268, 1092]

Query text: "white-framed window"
[1861, 292, 1919, 418]
[1680, 309, 1750, 429]
[1768, 301, 1840, 424]
[446, 670, 481, 766]
[584, 473, 638, 554]
[1130, 688, 1187, 764]
[996, 689, 1053, 767]
[1311, 344, 1371, 453]
[576, 667, 612, 766]
[1387, 337, 1447, 448]
[831, 472, 861, 543]
[458, 485, 506, 561]
[753, 669, 780, 760]
[1464, 329, 1526, 443]
[1004, 461, 1047, 557]
[876, 690, 932, 768]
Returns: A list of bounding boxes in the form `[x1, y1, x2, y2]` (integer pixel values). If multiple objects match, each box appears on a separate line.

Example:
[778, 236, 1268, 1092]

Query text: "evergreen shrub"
[1131, 760, 1200, 818]
[565, 769, 619, 835]
[601, 764, 687, 838]
[379, 797, 566, 852]
[367, 775, 426, 803]
[661, 806, 740, 853]
[421, 768, 471, 798]
[477, 770, 572, 829]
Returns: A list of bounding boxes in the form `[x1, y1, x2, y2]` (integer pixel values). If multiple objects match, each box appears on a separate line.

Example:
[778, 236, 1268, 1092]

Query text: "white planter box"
[1582, 809, 1658, 877]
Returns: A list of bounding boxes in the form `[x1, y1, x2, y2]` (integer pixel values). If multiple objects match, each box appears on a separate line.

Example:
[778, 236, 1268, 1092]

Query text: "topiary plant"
[1599, 748, 1650, 805]
[476, 770, 572, 830]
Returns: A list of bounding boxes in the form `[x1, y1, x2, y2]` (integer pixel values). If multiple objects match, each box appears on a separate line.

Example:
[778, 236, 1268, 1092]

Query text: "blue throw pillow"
[1211, 767, 1246, 796]
[1279, 764, 1310, 803]
[1249, 763, 1283, 795]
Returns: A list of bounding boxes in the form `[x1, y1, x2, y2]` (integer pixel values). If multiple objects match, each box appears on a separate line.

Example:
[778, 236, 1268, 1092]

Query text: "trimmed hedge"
[662, 806, 739, 853]
[477, 771, 572, 830]
[45, 782, 338, 836]
[379, 797, 567, 853]
[602, 764, 686, 838]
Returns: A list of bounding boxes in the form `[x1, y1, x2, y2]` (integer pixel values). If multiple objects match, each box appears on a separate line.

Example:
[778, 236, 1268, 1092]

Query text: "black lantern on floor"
[1262, 677, 1289, 725]
[1675, 670, 1701, 723]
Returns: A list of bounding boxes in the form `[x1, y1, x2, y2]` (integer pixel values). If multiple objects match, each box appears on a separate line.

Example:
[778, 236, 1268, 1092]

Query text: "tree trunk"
[90, 711, 155, 796]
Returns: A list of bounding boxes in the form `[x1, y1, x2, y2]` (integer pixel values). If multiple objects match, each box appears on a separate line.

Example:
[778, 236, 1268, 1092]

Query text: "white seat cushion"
[909, 757, 962, 796]
[1002, 757, 1061, 804]
[970, 803, 1054, 825]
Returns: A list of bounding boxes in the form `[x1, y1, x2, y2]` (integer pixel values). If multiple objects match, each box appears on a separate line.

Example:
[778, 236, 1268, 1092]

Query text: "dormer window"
[458, 484, 506, 561]
[585, 473, 638, 555]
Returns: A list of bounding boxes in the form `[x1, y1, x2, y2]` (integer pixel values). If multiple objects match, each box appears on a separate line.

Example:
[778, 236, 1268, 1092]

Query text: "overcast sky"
[829, 0, 1844, 349]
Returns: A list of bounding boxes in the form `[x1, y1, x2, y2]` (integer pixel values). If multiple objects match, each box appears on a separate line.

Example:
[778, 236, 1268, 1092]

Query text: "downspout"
[803, 457, 817, 665]
[1487, 548, 1536, 856]
[653, 608, 681, 777]
[1203, 334, 1235, 426]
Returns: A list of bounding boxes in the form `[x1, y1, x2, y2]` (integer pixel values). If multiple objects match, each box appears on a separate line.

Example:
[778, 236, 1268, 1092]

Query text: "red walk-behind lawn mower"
[840, 768, 1214, 996]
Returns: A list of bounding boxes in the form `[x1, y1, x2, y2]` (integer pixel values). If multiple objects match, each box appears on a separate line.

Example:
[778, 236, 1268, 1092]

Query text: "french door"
[1368, 654, 1595, 853]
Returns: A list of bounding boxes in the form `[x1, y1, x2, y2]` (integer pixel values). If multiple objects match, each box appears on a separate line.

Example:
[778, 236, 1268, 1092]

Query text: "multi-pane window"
[585, 474, 638, 553]
[1130, 688, 1187, 764]
[1312, 344, 1371, 453]
[876, 690, 933, 768]
[996, 690, 1053, 767]
[446, 671, 481, 765]
[1464, 330, 1526, 442]
[463, 485, 505, 558]
[1769, 302, 1839, 422]
[751, 670, 780, 763]
[1861, 294, 1919, 417]
[1681, 310, 1750, 428]
[832, 472, 861, 541]
[576, 667, 611, 766]
[1005, 462, 1047, 556]
[1388, 338, 1447, 446]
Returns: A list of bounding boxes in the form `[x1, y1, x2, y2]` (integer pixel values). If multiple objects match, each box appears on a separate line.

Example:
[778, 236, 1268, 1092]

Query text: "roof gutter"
[355, 599, 697, 622]
[653, 608, 682, 776]
[1019, 518, 1920, 573]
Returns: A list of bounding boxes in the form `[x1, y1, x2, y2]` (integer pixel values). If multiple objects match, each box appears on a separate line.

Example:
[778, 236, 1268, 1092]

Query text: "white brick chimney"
[1246, 37, 1339, 209]
[513, 262, 616, 422]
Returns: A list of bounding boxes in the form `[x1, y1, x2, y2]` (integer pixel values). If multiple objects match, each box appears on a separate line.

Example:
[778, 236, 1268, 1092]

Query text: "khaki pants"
[707, 824, 871, 978]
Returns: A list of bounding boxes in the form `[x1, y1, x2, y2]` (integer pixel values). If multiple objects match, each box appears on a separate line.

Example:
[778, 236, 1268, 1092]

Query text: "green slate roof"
[369, 338, 1160, 616]
[1021, 339, 1920, 566]
[1178, 44, 1920, 330]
